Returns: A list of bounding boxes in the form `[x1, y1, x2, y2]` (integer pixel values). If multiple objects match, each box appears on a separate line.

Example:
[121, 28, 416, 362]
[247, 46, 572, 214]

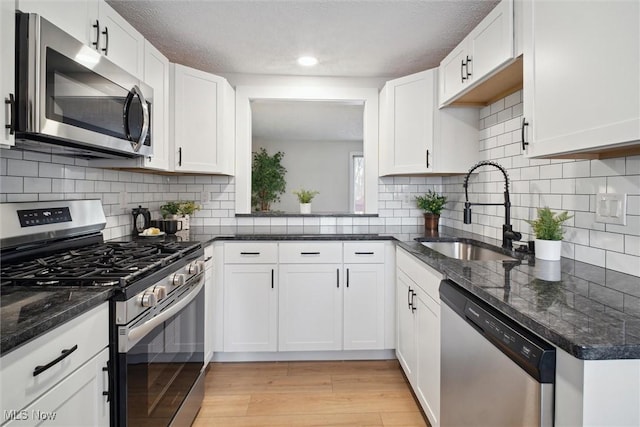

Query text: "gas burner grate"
[1, 241, 201, 288]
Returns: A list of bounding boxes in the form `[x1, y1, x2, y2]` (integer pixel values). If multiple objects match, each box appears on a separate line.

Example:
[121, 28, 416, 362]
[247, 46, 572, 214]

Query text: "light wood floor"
[193, 360, 429, 427]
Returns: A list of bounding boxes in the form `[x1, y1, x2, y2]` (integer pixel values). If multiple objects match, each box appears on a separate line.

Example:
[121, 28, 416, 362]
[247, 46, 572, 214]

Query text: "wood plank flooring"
[193, 360, 429, 427]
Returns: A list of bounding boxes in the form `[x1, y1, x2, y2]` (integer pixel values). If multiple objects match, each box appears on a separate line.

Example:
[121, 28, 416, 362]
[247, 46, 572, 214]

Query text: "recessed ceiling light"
[297, 56, 318, 67]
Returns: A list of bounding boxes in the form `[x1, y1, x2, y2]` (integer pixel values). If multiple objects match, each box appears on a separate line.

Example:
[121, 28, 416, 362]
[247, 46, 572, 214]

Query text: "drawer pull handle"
[354, 252, 374, 255]
[240, 252, 260, 255]
[33, 344, 78, 377]
[271, 269, 274, 289]
[346, 268, 350, 287]
[337, 269, 340, 288]
[301, 252, 320, 255]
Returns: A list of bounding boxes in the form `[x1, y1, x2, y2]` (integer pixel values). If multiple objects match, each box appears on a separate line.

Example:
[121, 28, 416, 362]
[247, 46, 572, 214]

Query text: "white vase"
[300, 203, 311, 214]
[181, 214, 190, 230]
[535, 239, 562, 261]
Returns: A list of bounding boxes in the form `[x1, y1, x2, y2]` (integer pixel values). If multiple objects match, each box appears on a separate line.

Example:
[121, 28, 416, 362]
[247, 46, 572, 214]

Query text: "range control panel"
[17, 207, 72, 227]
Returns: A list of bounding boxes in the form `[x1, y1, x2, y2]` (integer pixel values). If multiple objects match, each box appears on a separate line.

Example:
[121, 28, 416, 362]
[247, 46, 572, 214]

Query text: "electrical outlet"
[595, 193, 627, 225]
[119, 190, 128, 210]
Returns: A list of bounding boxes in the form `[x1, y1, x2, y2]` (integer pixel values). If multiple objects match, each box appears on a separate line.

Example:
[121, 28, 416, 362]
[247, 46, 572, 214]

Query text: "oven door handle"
[123, 280, 203, 352]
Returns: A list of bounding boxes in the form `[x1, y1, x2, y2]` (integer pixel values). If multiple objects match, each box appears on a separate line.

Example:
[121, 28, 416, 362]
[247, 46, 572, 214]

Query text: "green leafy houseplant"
[293, 189, 319, 204]
[251, 148, 287, 212]
[160, 201, 181, 218]
[415, 190, 447, 215]
[178, 201, 201, 216]
[526, 207, 572, 241]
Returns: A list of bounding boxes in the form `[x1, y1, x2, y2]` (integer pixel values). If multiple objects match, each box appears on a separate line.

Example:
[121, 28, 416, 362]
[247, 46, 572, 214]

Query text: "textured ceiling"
[252, 100, 364, 142]
[107, 0, 500, 78]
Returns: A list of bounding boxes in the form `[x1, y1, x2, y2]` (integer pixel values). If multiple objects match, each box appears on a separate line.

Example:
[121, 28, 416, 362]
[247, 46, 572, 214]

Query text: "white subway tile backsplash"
[591, 158, 626, 177]
[575, 245, 606, 267]
[589, 230, 624, 252]
[606, 251, 640, 277]
[562, 161, 591, 178]
[607, 175, 640, 195]
[8, 160, 38, 177]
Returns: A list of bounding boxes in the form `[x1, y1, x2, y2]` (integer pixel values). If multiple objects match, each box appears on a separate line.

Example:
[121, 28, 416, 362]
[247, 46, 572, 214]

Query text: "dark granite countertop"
[0, 287, 114, 355]
[396, 228, 640, 361]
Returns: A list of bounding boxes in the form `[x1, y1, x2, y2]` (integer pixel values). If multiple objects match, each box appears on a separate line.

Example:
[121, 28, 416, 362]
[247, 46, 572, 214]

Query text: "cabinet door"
[395, 270, 416, 384]
[379, 69, 435, 175]
[142, 41, 170, 170]
[438, 43, 469, 106]
[172, 64, 234, 174]
[279, 264, 343, 351]
[1, 0, 15, 147]
[524, 0, 640, 157]
[466, 0, 513, 84]
[343, 263, 385, 350]
[97, 1, 144, 78]
[415, 290, 441, 427]
[17, 0, 98, 47]
[5, 348, 110, 427]
[223, 264, 277, 352]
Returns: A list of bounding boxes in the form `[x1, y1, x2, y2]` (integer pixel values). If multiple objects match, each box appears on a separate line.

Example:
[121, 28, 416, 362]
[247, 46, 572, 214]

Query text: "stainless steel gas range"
[0, 200, 206, 427]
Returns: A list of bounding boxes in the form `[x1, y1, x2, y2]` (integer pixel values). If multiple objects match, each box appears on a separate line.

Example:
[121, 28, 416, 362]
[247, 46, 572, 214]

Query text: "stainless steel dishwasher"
[440, 280, 556, 427]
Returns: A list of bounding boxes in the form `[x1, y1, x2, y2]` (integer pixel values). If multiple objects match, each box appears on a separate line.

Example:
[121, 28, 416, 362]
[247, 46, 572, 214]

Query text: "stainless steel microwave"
[14, 12, 152, 158]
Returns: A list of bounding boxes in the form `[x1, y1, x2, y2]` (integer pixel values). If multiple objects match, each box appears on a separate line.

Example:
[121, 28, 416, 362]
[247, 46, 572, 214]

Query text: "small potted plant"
[293, 189, 319, 214]
[526, 207, 572, 261]
[415, 190, 447, 233]
[178, 201, 201, 230]
[160, 201, 181, 219]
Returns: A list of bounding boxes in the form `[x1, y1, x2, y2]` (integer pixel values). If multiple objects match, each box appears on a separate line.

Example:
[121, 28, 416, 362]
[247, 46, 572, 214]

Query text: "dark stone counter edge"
[236, 213, 379, 217]
[395, 240, 640, 361]
[1, 288, 115, 356]
[210, 234, 396, 243]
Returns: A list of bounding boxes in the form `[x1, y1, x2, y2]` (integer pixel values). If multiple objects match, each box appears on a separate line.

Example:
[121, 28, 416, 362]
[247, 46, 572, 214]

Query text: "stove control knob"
[152, 285, 167, 300]
[196, 260, 206, 271]
[186, 262, 201, 274]
[170, 273, 186, 287]
[140, 291, 158, 308]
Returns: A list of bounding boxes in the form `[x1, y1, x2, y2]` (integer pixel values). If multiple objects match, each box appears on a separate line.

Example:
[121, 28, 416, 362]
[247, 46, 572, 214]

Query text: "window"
[350, 152, 364, 214]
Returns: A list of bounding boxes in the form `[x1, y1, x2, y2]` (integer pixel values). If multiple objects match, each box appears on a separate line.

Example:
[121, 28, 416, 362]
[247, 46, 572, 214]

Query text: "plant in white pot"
[178, 201, 201, 230]
[526, 207, 572, 261]
[293, 189, 319, 214]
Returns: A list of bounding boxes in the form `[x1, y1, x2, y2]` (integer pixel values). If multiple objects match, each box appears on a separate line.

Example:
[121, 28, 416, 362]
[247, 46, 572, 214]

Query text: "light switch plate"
[595, 193, 627, 225]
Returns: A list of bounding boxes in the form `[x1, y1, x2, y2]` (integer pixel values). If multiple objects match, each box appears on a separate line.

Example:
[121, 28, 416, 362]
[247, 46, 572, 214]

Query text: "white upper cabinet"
[141, 41, 170, 170]
[17, 0, 143, 78]
[171, 64, 235, 174]
[522, 0, 640, 158]
[379, 68, 479, 176]
[1, 0, 15, 148]
[439, 0, 514, 107]
[97, 1, 144, 78]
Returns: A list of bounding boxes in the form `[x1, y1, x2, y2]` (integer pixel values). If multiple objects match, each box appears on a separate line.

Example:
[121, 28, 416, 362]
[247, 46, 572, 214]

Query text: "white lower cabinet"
[222, 243, 278, 352]
[396, 247, 442, 427]
[343, 263, 385, 350]
[217, 240, 391, 357]
[279, 263, 343, 351]
[0, 303, 109, 426]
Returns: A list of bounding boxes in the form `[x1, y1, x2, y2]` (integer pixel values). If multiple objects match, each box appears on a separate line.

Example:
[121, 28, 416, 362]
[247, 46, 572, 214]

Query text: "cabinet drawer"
[224, 242, 278, 263]
[0, 303, 108, 413]
[343, 242, 385, 263]
[279, 242, 343, 264]
[397, 248, 442, 302]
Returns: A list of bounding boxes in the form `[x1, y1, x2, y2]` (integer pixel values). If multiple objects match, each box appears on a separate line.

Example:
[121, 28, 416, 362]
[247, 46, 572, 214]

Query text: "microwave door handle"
[123, 85, 149, 153]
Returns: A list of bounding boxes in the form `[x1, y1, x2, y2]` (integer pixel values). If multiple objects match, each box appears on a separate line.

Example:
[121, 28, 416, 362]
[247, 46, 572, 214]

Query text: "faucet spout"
[462, 161, 522, 250]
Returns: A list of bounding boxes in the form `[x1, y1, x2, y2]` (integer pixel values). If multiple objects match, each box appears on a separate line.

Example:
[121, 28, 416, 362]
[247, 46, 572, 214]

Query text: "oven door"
[116, 280, 204, 427]
[16, 12, 152, 158]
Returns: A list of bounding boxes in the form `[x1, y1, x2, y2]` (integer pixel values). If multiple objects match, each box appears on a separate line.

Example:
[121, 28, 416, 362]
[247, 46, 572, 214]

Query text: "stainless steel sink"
[420, 241, 517, 262]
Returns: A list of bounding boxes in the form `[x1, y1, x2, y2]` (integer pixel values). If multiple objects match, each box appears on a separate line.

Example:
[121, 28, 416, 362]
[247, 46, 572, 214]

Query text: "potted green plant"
[415, 190, 447, 233]
[293, 189, 319, 214]
[160, 201, 181, 219]
[525, 207, 573, 261]
[251, 148, 287, 212]
[178, 201, 201, 230]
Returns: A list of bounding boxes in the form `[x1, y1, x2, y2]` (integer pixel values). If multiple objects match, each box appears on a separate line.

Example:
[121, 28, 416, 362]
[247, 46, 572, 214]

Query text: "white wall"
[253, 138, 362, 213]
